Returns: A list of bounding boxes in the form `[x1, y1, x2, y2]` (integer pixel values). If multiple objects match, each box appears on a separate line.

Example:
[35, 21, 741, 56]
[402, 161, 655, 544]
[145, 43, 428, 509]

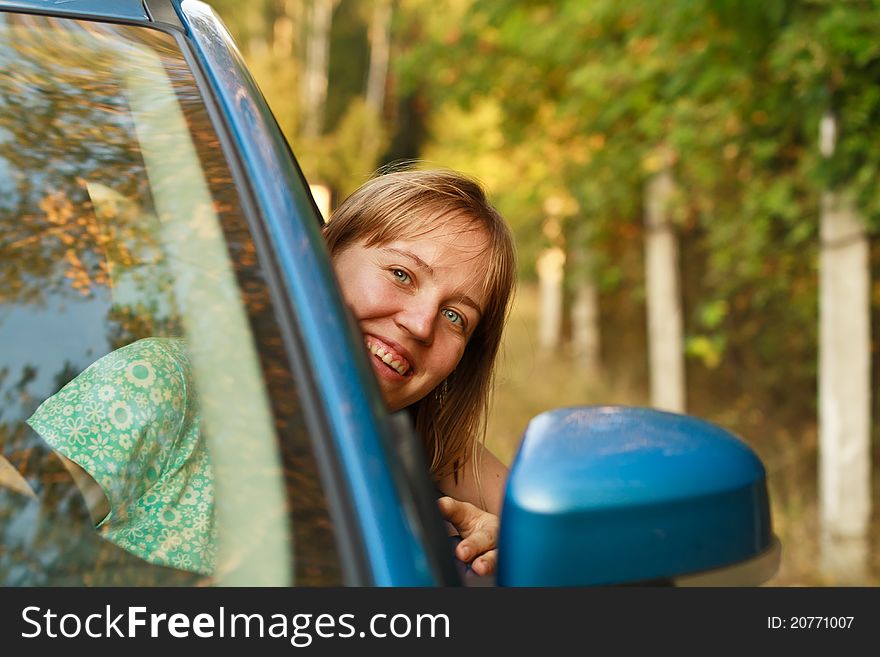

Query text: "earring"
[435, 378, 448, 407]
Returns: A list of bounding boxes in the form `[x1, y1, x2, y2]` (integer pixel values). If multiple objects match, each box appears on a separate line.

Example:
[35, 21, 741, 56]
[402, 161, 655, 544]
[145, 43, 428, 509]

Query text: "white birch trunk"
[365, 0, 391, 116]
[362, 0, 392, 157]
[818, 113, 871, 583]
[300, 0, 335, 138]
[644, 165, 685, 413]
[536, 247, 565, 353]
[571, 247, 601, 376]
[272, 1, 296, 59]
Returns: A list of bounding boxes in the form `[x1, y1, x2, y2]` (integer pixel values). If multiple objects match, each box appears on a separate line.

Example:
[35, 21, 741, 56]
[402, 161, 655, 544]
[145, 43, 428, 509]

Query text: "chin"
[382, 390, 421, 414]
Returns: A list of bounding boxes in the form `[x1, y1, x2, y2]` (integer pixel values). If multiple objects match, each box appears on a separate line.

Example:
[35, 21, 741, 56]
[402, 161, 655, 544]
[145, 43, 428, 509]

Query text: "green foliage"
[296, 98, 389, 198]
[211, 0, 880, 424]
[211, 0, 388, 199]
[392, 0, 880, 419]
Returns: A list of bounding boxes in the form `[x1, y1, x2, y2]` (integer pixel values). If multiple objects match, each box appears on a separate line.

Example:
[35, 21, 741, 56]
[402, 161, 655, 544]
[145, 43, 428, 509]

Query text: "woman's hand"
[437, 496, 499, 576]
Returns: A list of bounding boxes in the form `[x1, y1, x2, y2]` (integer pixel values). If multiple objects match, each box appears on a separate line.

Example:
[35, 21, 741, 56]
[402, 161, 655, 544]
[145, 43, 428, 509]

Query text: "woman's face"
[331, 217, 492, 412]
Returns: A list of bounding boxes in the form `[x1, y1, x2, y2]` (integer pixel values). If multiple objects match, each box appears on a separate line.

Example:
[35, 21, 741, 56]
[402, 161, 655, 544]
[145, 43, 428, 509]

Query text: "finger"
[436, 496, 456, 520]
[456, 525, 496, 563]
[471, 549, 498, 577]
[436, 496, 477, 529]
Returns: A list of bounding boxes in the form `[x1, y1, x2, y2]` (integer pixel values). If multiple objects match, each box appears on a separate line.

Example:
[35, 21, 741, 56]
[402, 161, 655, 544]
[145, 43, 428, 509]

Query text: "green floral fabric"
[27, 337, 216, 575]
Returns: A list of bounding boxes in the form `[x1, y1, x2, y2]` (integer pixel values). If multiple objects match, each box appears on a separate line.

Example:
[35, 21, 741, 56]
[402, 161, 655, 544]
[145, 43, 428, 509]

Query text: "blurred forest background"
[208, 0, 879, 586]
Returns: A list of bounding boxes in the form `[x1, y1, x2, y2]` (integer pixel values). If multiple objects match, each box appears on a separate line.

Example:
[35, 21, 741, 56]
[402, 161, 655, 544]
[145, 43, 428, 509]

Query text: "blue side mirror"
[498, 406, 780, 586]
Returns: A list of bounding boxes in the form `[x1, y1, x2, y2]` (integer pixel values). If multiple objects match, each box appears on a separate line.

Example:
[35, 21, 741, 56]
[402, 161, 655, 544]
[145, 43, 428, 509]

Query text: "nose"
[396, 295, 438, 344]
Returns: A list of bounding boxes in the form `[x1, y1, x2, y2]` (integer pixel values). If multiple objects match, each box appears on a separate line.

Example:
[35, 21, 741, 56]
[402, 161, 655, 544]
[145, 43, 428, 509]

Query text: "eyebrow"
[383, 247, 484, 316]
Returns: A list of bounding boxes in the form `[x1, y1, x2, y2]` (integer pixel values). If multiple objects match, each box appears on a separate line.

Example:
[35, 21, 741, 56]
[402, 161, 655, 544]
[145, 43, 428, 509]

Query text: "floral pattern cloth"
[27, 337, 216, 575]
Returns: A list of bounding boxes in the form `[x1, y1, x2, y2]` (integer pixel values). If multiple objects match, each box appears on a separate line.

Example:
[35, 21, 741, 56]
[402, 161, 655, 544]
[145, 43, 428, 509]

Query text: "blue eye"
[442, 308, 463, 326]
[391, 269, 411, 284]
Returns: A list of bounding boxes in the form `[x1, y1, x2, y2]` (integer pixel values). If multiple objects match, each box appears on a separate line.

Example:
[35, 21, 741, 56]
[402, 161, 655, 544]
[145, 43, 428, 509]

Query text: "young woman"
[26, 168, 516, 579]
[325, 168, 517, 576]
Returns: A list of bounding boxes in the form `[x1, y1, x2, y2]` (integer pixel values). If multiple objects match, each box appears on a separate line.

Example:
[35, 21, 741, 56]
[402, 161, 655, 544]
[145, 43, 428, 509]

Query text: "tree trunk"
[300, 0, 336, 139]
[365, 0, 391, 116]
[536, 247, 565, 353]
[570, 237, 601, 376]
[272, 0, 297, 59]
[362, 0, 392, 157]
[818, 113, 871, 583]
[643, 164, 685, 413]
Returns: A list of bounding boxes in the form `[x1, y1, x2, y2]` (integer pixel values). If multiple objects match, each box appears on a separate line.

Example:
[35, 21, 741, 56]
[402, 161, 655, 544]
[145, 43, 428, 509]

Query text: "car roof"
[0, 0, 156, 22]
[0, 1, 189, 31]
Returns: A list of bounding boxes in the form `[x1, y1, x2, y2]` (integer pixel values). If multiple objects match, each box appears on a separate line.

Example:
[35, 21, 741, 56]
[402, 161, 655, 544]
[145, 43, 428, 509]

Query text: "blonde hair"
[324, 168, 516, 485]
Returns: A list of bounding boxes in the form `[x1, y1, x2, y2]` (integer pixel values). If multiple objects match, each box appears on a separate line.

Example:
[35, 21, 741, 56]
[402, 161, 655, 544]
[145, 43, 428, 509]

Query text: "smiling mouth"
[364, 338, 411, 376]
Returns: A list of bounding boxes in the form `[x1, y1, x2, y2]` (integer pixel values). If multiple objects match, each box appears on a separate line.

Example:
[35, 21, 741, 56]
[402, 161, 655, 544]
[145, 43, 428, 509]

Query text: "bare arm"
[435, 444, 508, 576]
[435, 443, 508, 515]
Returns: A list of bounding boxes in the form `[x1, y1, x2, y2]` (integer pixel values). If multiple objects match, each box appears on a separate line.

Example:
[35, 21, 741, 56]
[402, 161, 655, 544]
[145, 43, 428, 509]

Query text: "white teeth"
[366, 341, 409, 375]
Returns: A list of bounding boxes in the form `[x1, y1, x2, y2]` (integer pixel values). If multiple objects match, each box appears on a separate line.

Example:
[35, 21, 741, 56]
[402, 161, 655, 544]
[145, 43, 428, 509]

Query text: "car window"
[0, 12, 341, 585]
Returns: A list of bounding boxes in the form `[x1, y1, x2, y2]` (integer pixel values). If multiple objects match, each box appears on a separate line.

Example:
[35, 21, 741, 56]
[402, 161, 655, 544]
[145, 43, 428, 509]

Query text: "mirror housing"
[497, 406, 780, 586]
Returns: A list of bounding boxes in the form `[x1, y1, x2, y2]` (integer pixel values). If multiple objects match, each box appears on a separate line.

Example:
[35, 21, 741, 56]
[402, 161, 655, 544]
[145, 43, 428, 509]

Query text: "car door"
[0, 5, 348, 586]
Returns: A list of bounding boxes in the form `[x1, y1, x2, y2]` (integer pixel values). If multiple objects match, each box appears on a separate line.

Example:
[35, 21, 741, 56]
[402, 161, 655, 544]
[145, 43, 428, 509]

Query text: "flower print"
[141, 517, 159, 537]
[97, 385, 116, 402]
[161, 508, 181, 527]
[64, 416, 89, 445]
[88, 434, 112, 460]
[179, 486, 200, 506]
[149, 388, 163, 405]
[142, 492, 162, 508]
[194, 531, 213, 556]
[108, 401, 132, 430]
[160, 415, 175, 435]
[158, 527, 183, 551]
[75, 453, 96, 472]
[134, 392, 149, 410]
[192, 512, 210, 533]
[171, 552, 193, 570]
[162, 388, 172, 402]
[122, 525, 145, 541]
[118, 432, 133, 450]
[62, 404, 75, 417]
[60, 387, 80, 402]
[125, 360, 156, 388]
[83, 401, 105, 424]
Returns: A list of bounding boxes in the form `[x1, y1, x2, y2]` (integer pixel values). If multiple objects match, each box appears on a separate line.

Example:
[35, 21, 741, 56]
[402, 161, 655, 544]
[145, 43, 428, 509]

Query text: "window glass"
[0, 13, 341, 585]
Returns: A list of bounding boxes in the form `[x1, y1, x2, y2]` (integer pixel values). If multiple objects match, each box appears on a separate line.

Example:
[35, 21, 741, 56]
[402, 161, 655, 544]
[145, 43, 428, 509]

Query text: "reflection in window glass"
[0, 13, 341, 585]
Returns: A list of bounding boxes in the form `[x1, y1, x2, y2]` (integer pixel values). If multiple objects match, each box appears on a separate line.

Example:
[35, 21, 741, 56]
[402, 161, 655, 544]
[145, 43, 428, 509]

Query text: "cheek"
[336, 275, 364, 306]
[339, 275, 393, 321]
[429, 340, 467, 380]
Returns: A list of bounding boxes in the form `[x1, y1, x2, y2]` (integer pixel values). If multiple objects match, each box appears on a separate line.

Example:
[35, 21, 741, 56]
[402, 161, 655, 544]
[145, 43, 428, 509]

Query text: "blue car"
[0, 0, 779, 587]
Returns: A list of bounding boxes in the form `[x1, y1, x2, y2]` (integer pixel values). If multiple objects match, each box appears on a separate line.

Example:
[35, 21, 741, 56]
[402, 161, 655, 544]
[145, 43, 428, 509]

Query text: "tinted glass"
[0, 13, 341, 585]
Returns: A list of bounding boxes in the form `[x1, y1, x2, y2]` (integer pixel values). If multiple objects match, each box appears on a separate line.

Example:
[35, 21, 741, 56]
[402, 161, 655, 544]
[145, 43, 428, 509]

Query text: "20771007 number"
[767, 616, 854, 629]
